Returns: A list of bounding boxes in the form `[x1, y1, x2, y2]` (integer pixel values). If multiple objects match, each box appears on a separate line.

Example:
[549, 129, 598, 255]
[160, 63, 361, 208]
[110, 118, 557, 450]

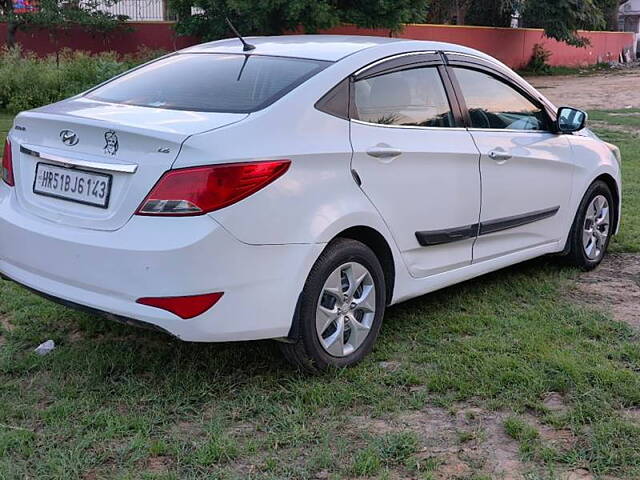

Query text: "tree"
[429, 0, 615, 47]
[427, 0, 516, 26]
[0, 0, 128, 49]
[0, 0, 20, 46]
[168, 0, 620, 48]
[521, 0, 606, 47]
[427, 0, 472, 25]
[169, 0, 429, 41]
[466, 0, 513, 26]
[596, 0, 622, 30]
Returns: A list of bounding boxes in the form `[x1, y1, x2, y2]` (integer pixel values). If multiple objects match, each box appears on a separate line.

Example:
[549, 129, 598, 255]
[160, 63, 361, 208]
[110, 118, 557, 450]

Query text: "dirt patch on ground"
[527, 70, 640, 110]
[542, 392, 570, 415]
[0, 314, 14, 345]
[622, 407, 640, 424]
[143, 456, 173, 474]
[350, 406, 586, 479]
[407, 407, 526, 479]
[570, 254, 640, 329]
[0, 315, 13, 332]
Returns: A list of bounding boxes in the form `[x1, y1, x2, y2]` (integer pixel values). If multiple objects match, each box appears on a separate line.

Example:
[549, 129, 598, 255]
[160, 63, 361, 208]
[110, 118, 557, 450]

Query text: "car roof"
[180, 34, 489, 63]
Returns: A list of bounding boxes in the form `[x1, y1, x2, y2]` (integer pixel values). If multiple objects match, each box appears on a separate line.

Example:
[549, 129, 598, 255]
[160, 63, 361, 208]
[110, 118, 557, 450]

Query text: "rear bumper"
[0, 187, 323, 342]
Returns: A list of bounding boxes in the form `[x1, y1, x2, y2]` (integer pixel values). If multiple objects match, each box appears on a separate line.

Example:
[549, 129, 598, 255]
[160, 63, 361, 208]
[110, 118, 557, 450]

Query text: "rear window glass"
[86, 53, 330, 113]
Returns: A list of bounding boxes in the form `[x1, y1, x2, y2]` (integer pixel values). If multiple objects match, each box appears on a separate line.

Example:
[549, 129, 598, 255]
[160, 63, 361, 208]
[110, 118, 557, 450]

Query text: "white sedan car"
[0, 36, 621, 371]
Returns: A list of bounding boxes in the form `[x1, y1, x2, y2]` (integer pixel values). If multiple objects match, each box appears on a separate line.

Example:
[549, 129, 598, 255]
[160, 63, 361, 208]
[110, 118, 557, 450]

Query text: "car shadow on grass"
[2, 255, 572, 378]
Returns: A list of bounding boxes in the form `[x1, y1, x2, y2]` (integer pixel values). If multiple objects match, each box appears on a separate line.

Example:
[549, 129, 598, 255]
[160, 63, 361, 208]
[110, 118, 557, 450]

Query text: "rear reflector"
[136, 292, 224, 319]
[2, 138, 14, 186]
[136, 160, 290, 216]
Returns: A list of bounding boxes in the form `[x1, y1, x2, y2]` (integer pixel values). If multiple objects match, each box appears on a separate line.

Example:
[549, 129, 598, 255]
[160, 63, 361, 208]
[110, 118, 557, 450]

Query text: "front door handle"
[488, 150, 512, 162]
[366, 145, 402, 159]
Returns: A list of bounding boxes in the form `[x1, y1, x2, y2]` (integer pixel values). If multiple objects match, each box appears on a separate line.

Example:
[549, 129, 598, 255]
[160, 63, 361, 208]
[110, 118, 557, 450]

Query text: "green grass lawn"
[588, 109, 640, 130]
[1, 112, 640, 479]
[518, 62, 616, 78]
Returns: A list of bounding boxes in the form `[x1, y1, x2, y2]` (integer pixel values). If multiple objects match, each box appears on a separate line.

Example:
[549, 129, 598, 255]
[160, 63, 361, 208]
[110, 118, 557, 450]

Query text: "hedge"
[0, 47, 165, 114]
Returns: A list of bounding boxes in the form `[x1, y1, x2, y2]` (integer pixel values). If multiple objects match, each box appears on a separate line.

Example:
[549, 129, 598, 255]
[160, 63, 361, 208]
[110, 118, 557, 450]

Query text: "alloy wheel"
[315, 262, 376, 357]
[582, 194, 610, 261]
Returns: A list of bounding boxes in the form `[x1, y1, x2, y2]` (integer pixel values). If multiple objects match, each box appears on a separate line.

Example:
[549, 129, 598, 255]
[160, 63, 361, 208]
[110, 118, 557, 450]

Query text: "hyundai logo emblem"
[60, 130, 79, 146]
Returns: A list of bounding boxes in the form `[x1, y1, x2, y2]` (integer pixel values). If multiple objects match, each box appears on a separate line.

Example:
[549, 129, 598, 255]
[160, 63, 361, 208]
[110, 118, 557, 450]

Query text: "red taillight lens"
[2, 138, 14, 186]
[136, 160, 290, 216]
[136, 292, 224, 319]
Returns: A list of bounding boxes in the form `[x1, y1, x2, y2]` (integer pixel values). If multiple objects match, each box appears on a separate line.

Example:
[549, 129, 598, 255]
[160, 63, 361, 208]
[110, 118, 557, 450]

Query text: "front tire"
[280, 238, 386, 373]
[563, 180, 614, 270]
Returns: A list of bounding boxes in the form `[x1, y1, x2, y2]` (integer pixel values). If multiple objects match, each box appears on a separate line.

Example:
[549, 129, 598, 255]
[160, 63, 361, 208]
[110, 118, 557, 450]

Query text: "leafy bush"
[524, 43, 553, 74]
[0, 47, 166, 114]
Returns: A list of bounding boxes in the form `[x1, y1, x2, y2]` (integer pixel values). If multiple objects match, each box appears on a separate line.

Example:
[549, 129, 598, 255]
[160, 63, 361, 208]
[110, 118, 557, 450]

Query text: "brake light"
[137, 292, 224, 319]
[2, 138, 14, 186]
[136, 160, 290, 216]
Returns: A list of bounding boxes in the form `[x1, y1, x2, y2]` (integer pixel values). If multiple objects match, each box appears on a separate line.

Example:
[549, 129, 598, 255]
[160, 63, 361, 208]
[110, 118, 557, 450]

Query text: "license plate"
[33, 162, 112, 209]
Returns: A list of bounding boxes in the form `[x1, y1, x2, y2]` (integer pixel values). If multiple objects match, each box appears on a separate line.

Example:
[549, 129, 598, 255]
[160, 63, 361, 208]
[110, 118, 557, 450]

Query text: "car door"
[349, 55, 482, 278]
[446, 63, 575, 263]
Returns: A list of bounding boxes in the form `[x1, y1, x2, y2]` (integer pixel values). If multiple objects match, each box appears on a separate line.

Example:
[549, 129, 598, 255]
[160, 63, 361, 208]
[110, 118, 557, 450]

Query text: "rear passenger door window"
[452, 68, 551, 131]
[353, 67, 454, 128]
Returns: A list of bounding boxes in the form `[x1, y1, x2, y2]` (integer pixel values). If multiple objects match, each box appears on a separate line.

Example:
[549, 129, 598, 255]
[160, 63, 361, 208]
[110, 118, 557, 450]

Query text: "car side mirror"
[557, 107, 587, 133]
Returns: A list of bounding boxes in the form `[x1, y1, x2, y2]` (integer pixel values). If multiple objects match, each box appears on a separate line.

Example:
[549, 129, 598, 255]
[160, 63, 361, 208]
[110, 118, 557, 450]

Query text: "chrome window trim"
[467, 127, 555, 134]
[351, 120, 552, 134]
[20, 145, 139, 174]
[442, 51, 508, 71]
[351, 119, 467, 131]
[353, 51, 438, 78]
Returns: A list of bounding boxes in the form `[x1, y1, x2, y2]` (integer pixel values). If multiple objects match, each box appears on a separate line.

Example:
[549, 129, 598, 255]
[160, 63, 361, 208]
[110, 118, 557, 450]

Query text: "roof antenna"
[225, 17, 255, 52]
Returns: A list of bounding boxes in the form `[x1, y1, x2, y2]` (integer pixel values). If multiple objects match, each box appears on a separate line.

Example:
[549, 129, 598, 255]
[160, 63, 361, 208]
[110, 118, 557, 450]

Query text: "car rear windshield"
[86, 53, 331, 113]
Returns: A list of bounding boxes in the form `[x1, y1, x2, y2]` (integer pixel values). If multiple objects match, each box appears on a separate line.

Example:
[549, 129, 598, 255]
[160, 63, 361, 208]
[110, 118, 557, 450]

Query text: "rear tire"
[562, 180, 614, 271]
[280, 238, 386, 373]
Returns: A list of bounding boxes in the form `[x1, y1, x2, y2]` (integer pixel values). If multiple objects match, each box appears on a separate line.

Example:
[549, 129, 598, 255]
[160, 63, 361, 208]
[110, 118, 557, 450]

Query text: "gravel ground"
[526, 69, 640, 110]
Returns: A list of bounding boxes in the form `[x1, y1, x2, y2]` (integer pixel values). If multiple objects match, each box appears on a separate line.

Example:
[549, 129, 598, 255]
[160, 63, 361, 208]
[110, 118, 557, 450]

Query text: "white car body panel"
[181, 108, 362, 245]
[0, 35, 622, 343]
[470, 130, 575, 262]
[565, 133, 622, 236]
[350, 122, 481, 277]
[180, 35, 401, 61]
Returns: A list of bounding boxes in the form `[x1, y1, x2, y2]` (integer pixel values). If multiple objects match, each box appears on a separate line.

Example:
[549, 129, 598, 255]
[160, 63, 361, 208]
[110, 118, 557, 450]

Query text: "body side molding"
[415, 224, 479, 246]
[478, 206, 560, 236]
[415, 206, 560, 247]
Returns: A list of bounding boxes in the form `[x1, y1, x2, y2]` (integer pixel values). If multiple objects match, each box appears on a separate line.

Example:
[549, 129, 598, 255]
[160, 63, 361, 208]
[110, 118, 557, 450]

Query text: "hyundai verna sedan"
[0, 36, 621, 371]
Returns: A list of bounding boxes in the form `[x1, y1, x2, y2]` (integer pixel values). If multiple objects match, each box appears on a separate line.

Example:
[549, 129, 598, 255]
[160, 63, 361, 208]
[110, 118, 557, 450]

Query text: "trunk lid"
[11, 98, 247, 231]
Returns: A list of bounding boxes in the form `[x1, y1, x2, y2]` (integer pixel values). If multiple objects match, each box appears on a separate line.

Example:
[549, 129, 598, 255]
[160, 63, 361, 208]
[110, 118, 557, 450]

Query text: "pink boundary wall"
[0, 22, 634, 68]
[0, 22, 200, 56]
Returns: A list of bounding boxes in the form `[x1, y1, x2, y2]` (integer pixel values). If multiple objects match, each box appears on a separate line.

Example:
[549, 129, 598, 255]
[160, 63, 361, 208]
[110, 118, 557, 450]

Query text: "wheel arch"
[284, 225, 397, 344]
[332, 226, 396, 304]
[560, 172, 621, 256]
[593, 173, 620, 234]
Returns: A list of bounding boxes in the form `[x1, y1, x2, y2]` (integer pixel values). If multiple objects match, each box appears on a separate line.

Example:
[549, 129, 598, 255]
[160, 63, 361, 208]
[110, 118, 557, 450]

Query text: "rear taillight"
[2, 138, 14, 186]
[137, 292, 224, 319]
[136, 160, 290, 216]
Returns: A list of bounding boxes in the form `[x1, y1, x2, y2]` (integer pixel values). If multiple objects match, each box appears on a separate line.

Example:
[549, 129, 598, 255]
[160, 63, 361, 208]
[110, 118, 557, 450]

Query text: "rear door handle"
[366, 146, 402, 159]
[488, 150, 512, 162]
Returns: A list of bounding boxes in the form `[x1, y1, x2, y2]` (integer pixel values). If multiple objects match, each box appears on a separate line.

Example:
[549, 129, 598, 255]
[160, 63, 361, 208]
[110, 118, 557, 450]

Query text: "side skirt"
[391, 240, 561, 305]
